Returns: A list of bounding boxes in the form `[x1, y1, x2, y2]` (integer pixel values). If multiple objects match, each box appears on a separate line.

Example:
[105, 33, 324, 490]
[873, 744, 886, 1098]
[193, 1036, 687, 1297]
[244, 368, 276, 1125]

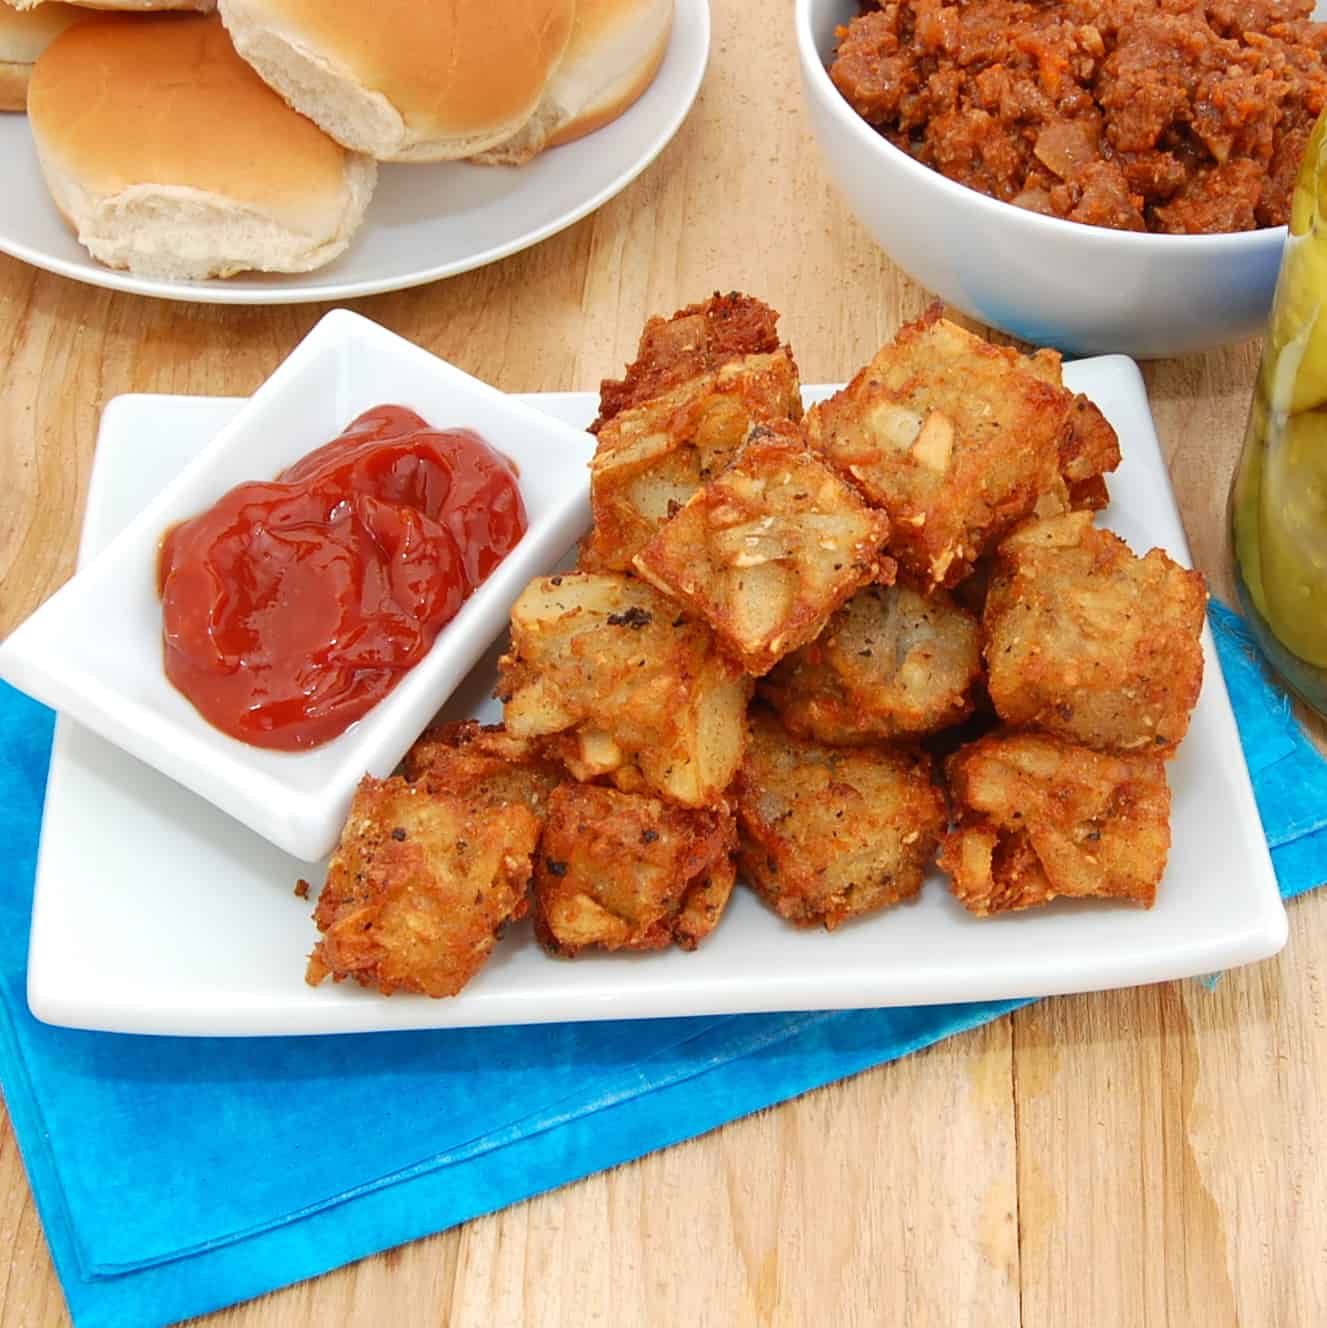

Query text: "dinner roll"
[28, 14, 376, 279]
[477, 0, 673, 164]
[7, 1, 215, 11]
[0, 1, 83, 110]
[216, 0, 577, 162]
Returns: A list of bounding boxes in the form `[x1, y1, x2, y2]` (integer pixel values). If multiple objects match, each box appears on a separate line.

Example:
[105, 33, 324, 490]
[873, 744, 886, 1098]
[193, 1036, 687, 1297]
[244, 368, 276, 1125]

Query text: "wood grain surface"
[1, 4, 1324, 1325]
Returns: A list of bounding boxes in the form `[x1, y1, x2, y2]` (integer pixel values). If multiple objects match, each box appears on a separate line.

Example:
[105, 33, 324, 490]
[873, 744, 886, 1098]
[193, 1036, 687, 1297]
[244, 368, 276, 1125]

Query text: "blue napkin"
[1208, 600, 1327, 893]
[0, 601, 1320, 1328]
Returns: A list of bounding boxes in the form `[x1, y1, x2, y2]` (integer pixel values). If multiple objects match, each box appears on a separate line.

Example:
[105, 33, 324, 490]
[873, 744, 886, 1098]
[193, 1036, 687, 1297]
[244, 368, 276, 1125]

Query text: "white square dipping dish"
[0, 311, 596, 862]
[24, 362, 1287, 1036]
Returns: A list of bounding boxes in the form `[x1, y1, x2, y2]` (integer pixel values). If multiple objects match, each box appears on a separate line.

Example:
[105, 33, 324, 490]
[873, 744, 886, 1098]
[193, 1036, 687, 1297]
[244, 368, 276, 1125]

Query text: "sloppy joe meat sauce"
[832, 0, 1327, 233]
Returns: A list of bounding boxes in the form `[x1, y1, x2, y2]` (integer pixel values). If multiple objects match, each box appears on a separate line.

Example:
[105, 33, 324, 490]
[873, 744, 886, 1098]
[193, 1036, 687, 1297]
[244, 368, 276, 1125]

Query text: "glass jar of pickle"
[1230, 111, 1327, 716]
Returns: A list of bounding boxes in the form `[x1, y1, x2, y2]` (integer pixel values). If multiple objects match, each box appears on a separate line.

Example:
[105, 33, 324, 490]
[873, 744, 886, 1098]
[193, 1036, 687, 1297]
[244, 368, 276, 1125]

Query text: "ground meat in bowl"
[830, 0, 1327, 233]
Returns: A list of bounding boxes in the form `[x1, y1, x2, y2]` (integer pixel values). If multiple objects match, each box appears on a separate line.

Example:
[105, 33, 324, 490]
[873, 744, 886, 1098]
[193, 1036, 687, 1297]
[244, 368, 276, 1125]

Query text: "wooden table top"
[1, 5, 1323, 1325]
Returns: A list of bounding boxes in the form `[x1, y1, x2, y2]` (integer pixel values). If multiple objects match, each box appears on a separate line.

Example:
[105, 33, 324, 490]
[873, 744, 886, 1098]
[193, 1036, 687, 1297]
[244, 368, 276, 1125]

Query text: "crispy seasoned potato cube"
[735, 708, 947, 929]
[498, 573, 752, 807]
[402, 720, 563, 821]
[761, 582, 982, 741]
[592, 291, 788, 432]
[1025, 347, 1121, 511]
[984, 511, 1207, 753]
[633, 420, 892, 675]
[938, 731, 1171, 914]
[1060, 396, 1120, 510]
[580, 349, 803, 572]
[534, 783, 737, 954]
[305, 777, 539, 998]
[804, 308, 1072, 588]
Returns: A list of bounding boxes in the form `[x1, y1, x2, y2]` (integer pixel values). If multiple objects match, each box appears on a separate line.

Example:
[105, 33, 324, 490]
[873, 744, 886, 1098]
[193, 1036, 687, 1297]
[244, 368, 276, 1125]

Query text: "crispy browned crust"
[983, 511, 1207, 753]
[580, 348, 804, 573]
[950, 554, 995, 618]
[306, 776, 539, 998]
[672, 853, 737, 949]
[804, 307, 1077, 588]
[1061, 397, 1121, 509]
[402, 720, 564, 821]
[533, 783, 737, 955]
[497, 572, 753, 808]
[734, 707, 947, 929]
[761, 581, 982, 741]
[1025, 347, 1122, 510]
[592, 291, 789, 432]
[633, 419, 893, 675]
[938, 730, 1172, 914]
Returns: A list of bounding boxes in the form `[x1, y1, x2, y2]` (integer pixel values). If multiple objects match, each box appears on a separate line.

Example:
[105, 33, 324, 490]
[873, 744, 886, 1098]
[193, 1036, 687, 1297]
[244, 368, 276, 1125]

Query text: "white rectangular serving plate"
[27, 361, 1287, 1036]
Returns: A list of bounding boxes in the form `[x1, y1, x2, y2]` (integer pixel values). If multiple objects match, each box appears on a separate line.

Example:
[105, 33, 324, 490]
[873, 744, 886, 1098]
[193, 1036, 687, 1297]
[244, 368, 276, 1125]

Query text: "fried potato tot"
[804, 308, 1078, 588]
[1060, 396, 1120, 511]
[951, 554, 995, 618]
[735, 707, 947, 928]
[306, 777, 539, 998]
[402, 720, 563, 821]
[938, 731, 1172, 914]
[1025, 347, 1122, 512]
[534, 783, 737, 954]
[761, 582, 982, 741]
[580, 349, 803, 573]
[498, 572, 752, 807]
[984, 511, 1207, 753]
[633, 420, 893, 674]
[592, 291, 788, 432]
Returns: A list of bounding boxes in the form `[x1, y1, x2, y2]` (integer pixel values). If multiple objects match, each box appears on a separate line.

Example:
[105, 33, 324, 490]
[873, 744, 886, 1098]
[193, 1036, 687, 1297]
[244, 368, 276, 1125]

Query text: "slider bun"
[476, 0, 674, 165]
[217, 0, 577, 162]
[28, 14, 376, 279]
[6, 1, 216, 11]
[0, 2, 84, 110]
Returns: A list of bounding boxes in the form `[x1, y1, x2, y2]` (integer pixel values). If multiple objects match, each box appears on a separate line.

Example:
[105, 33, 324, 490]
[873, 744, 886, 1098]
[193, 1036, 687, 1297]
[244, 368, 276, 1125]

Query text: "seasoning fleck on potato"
[735, 707, 947, 929]
[804, 308, 1117, 588]
[761, 581, 982, 742]
[306, 777, 539, 998]
[534, 783, 737, 955]
[633, 419, 893, 675]
[403, 720, 563, 821]
[498, 572, 751, 808]
[983, 511, 1206, 754]
[582, 291, 803, 573]
[938, 731, 1172, 914]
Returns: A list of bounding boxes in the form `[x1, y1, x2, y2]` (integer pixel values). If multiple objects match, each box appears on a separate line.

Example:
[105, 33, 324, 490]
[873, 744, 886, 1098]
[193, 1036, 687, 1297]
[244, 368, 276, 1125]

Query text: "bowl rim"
[793, 0, 1288, 253]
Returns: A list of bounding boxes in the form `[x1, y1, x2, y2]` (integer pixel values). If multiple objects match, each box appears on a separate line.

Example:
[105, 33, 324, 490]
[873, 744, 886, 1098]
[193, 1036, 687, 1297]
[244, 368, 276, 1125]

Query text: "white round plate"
[0, 0, 709, 304]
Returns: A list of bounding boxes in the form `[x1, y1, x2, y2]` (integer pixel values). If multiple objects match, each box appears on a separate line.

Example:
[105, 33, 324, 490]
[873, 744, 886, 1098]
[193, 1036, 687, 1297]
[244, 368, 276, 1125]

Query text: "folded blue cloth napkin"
[1207, 600, 1327, 888]
[0, 601, 1321, 1328]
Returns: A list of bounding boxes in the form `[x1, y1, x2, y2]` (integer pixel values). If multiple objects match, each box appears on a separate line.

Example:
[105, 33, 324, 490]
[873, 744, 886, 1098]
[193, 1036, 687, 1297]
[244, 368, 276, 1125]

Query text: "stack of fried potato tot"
[939, 509, 1205, 915]
[304, 294, 1208, 999]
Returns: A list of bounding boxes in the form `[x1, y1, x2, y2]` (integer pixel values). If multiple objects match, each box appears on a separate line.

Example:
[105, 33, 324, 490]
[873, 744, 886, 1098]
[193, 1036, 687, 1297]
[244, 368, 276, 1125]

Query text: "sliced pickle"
[1231, 392, 1269, 620]
[1233, 107, 1327, 709]
[1258, 409, 1327, 667]
[1268, 235, 1327, 413]
[1290, 111, 1327, 236]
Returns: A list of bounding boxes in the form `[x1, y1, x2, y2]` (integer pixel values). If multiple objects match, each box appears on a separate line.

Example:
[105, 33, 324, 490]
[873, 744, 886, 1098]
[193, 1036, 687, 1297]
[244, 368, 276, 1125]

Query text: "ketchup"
[158, 405, 527, 751]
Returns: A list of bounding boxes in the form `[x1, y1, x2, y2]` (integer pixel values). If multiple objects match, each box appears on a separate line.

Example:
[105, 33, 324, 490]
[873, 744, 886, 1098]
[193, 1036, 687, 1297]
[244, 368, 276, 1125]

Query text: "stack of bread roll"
[3, 0, 673, 280]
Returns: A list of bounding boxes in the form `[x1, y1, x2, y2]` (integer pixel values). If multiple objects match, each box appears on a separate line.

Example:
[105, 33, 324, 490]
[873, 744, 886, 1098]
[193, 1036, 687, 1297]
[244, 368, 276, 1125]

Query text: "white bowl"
[795, 0, 1287, 358]
[0, 311, 595, 861]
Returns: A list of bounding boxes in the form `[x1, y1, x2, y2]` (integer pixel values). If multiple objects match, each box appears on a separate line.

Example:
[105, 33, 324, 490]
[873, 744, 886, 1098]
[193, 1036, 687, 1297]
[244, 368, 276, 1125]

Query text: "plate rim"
[0, 0, 711, 305]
